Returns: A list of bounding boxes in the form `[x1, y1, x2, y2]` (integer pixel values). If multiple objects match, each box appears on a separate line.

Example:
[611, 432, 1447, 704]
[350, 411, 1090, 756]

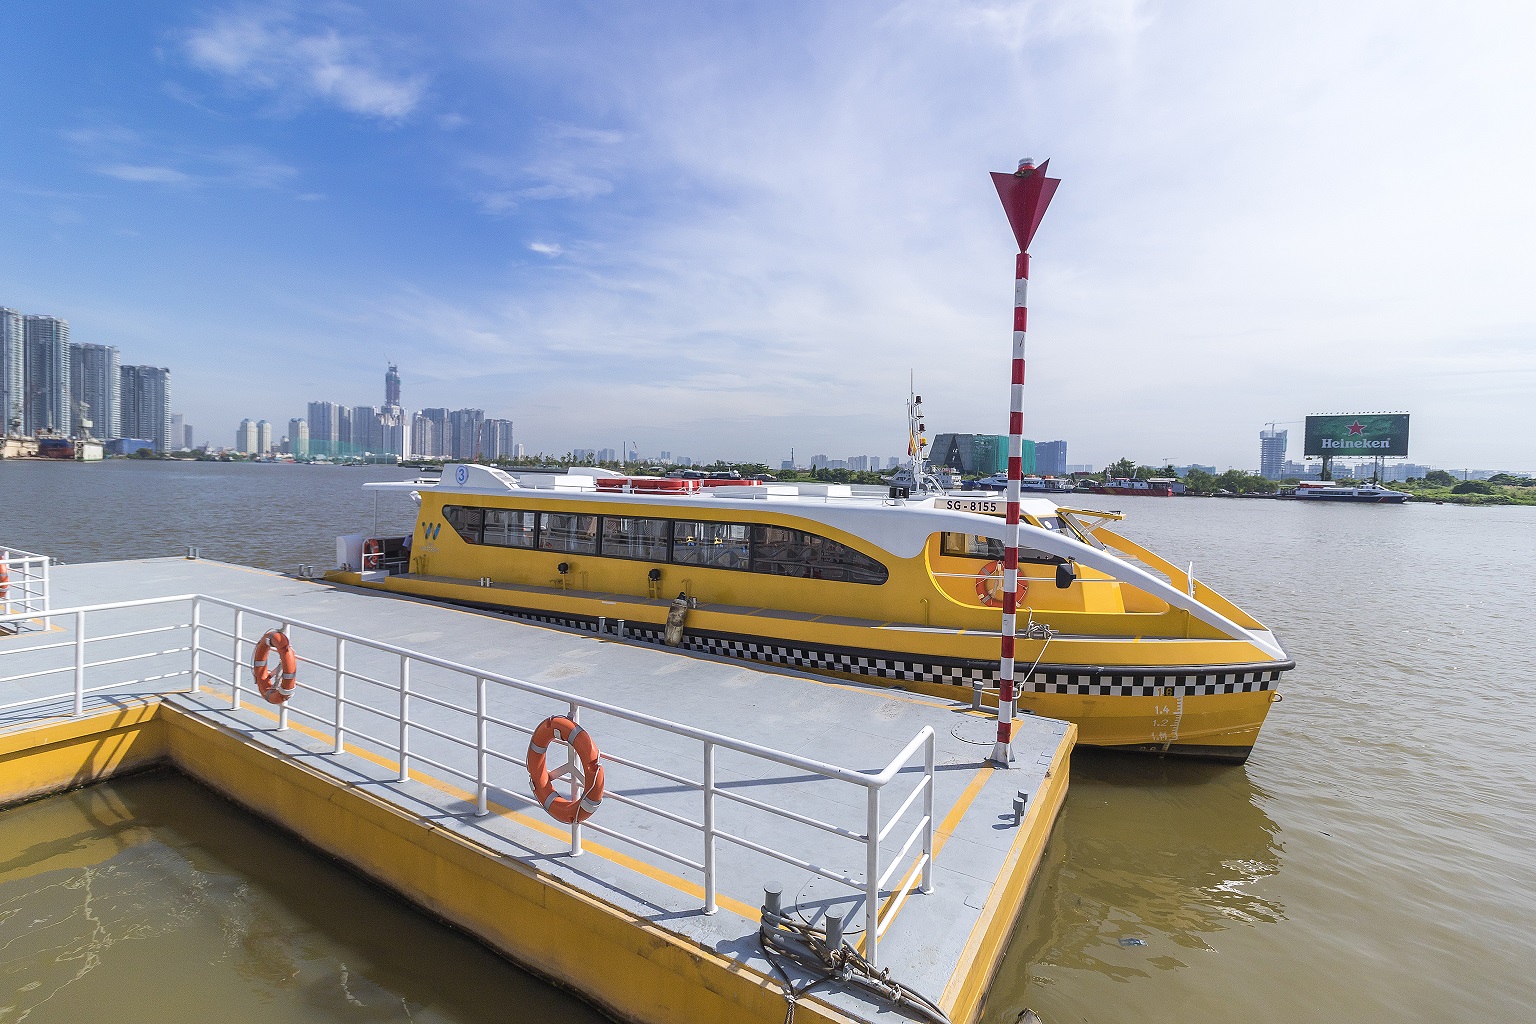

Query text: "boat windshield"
[939, 532, 1063, 565]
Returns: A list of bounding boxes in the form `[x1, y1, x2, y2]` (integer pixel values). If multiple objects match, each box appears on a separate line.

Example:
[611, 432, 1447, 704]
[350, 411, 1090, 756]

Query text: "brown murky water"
[0, 771, 606, 1024]
[3, 461, 1534, 1022]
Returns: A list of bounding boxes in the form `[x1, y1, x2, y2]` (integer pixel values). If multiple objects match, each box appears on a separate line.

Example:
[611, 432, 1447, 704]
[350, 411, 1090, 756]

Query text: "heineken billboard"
[1304, 414, 1410, 458]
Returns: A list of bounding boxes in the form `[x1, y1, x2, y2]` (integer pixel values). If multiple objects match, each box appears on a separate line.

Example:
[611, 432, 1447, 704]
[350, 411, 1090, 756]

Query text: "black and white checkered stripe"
[477, 603, 1286, 696]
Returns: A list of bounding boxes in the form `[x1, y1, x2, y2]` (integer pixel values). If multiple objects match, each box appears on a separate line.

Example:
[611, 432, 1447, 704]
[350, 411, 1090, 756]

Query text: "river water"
[2, 459, 1533, 1023]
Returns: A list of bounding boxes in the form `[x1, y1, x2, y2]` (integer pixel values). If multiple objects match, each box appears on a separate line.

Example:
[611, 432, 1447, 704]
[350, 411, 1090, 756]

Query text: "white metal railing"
[0, 547, 51, 633]
[0, 592, 935, 967]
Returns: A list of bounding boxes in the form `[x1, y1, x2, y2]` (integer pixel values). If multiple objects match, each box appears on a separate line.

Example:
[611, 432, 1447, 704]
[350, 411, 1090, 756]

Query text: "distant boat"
[36, 436, 75, 460]
[1093, 477, 1181, 497]
[1292, 481, 1409, 504]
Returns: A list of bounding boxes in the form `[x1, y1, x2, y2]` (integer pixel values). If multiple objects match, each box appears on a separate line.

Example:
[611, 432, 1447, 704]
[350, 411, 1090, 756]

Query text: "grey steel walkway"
[2, 557, 1070, 1023]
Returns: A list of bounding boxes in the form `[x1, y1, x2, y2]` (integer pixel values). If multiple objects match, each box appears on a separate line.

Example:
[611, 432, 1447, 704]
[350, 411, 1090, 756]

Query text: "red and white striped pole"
[989, 159, 1059, 767]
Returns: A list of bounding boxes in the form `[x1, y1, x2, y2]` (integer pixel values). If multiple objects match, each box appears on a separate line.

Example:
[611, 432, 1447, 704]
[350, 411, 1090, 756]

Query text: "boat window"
[1032, 515, 1084, 541]
[672, 521, 750, 569]
[483, 509, 537, 548]
[939, 532, 1063, 565]
[601, 516, 670, 562]
[538, 513, 598, 554]
[750, 525, 888, 585]
[443, 505, 483, 544]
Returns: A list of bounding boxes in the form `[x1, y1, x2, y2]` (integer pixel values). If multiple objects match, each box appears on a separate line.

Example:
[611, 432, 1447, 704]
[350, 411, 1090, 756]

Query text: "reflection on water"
[994, 751, 1282, 1001]
[0, 772, 604, 1024]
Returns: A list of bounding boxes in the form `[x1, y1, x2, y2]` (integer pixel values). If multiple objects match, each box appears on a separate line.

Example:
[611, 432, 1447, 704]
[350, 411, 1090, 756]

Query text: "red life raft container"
[594, 476, 701, 494]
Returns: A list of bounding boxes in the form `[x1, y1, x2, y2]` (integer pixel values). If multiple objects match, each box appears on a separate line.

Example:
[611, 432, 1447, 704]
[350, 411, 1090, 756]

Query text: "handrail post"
[333, 637, 346, 753]
[41, 556, 52, 629]
[475, 675, 489, 816]
[277, 622, 291, 731]
[231, 609, 244, 709]
[398, 655, 410, 783]
[921, 730, 935, 894]
[568, 701, 582, 856]
[72, 609, 86, 716]
[865, 785, 881, 969]
[703, 740, 718, 914]
[188, 597, 201, 694]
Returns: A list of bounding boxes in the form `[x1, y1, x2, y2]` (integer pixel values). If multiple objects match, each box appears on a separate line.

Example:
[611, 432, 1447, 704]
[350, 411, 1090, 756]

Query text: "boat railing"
[0, 593, 936, 968]
[0, 546, 51, 634]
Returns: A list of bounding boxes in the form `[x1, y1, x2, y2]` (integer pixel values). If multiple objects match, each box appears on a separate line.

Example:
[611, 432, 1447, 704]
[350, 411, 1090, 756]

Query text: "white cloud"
[183, 8, 426, 119]
[529, 242, 564, 256]
[99, 164, 195, 184]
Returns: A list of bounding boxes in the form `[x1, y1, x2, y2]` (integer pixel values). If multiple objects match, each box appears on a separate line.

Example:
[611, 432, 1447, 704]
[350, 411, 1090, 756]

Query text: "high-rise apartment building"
[350, 405, 379, 454]
[183, 423, 194, 449]
[480, 418, 515, 459]
[448, 408, 484, 460]
[307, 401, 341, 457]
[0, 309, 22, 436]
[848, 456, 869, 471]
[70, 342, 121, 439]
[23, 315, 70, 435]
[236, 419, 258, 454]
[1035, 440, 1068, 477]
[418, 408, 449, 458]
[256, 419, 272, 455]
[170, 413, 183, 448]
[288, 418, 309, 458]
[1260, 428, 1288, 480]
[120, 365, 172, 450]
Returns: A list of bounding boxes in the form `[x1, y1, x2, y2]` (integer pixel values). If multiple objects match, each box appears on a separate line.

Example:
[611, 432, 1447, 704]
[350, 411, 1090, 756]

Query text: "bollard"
[763, 883, 783, 919]
[597, 616, 606, 635]
[972, 680, 985, 711]
[1013, 790, 1028, 826]
[617, 618, 625, 639]
[825, 909, 845, 952]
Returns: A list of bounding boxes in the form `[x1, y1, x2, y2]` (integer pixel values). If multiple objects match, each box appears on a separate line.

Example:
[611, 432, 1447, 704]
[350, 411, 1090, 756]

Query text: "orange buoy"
[362, 538, 383, 571]
[252, 629, 298, 705]
[526, 715, 605, 824]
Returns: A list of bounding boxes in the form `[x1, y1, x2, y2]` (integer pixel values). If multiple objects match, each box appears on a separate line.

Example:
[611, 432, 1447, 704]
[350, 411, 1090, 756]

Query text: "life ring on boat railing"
[361, 539, 382, 571]
[975, 560, 1022, 607]
[252, 629, 298, 705]
[0, 558, 8, 599]
[527, 716, 605, 824]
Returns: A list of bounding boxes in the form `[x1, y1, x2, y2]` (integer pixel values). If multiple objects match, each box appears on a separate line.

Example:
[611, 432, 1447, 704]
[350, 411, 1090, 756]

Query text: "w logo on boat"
[422, 523, 442, 540]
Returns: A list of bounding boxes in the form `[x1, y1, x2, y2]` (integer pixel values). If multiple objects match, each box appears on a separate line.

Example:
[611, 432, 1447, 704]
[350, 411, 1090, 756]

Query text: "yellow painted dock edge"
[940, 722, 1076, 1024]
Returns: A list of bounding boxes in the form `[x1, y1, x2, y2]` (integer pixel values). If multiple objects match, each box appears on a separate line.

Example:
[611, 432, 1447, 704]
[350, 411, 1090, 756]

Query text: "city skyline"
[2, 4, 1533, 470]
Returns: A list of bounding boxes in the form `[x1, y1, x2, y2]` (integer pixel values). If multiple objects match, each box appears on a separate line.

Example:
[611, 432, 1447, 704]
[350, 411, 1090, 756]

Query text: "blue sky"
[3, 1, 1533, 469]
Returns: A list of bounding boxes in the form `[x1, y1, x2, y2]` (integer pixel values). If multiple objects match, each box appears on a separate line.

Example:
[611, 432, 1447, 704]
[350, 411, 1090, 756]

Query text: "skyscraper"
[410, 412, 436, 459]
[1260, 428, 1288, 480]
[480, 418, 515, 459]
[0, 309, 22, 436]
[385, 363, 401, 407]
[1036, 440, 1068, 477]
[307, 401, 340, 457]
[448, 408, 484, 460]
[256, 419, 272, 455]
[23, 315, 70, 435]
[418, 408, 449, 458]
[236, 419, 258, 453]
[351, 405, 379, 453]
[120, 365, 172, 450]
[70, 342, 121, 439]
[288, 418, 309, 458]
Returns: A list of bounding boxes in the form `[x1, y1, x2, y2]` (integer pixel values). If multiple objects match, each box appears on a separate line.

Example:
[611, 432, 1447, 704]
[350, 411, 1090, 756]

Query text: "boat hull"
[338, 572, 1289, 762]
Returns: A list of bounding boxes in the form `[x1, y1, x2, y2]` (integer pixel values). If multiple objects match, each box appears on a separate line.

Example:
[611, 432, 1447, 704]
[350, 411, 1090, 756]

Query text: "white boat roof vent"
[442, 464, 520, 491]
[794, 483, 854, 498]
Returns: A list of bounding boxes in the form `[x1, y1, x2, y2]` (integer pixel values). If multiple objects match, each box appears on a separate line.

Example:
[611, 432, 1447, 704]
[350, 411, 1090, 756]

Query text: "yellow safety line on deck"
[855, 764, 994, 954]
[202, 687, 763, 922]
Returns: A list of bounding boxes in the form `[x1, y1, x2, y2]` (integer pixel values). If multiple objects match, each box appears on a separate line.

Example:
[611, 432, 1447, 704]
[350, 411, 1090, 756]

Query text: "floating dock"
[0, 554, 1073, 1024]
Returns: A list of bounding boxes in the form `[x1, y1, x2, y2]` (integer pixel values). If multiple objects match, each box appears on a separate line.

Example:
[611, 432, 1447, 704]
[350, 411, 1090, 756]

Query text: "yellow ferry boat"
[329, 464, 1293, 762]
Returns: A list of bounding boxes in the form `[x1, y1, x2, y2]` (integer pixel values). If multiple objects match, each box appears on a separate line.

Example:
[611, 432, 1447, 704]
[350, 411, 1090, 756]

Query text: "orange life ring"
[975, 560, 1004, 606]
[252, 629, 298, 705]
[0, 558, 9, 599]
[362, 539, 382, 571]
[527, 716, 605, 824]
[975, 560, 1027, 607]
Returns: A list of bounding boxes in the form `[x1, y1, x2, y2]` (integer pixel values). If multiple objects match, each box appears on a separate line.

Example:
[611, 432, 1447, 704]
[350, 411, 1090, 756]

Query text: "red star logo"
[1347, 420, 1365, 434]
